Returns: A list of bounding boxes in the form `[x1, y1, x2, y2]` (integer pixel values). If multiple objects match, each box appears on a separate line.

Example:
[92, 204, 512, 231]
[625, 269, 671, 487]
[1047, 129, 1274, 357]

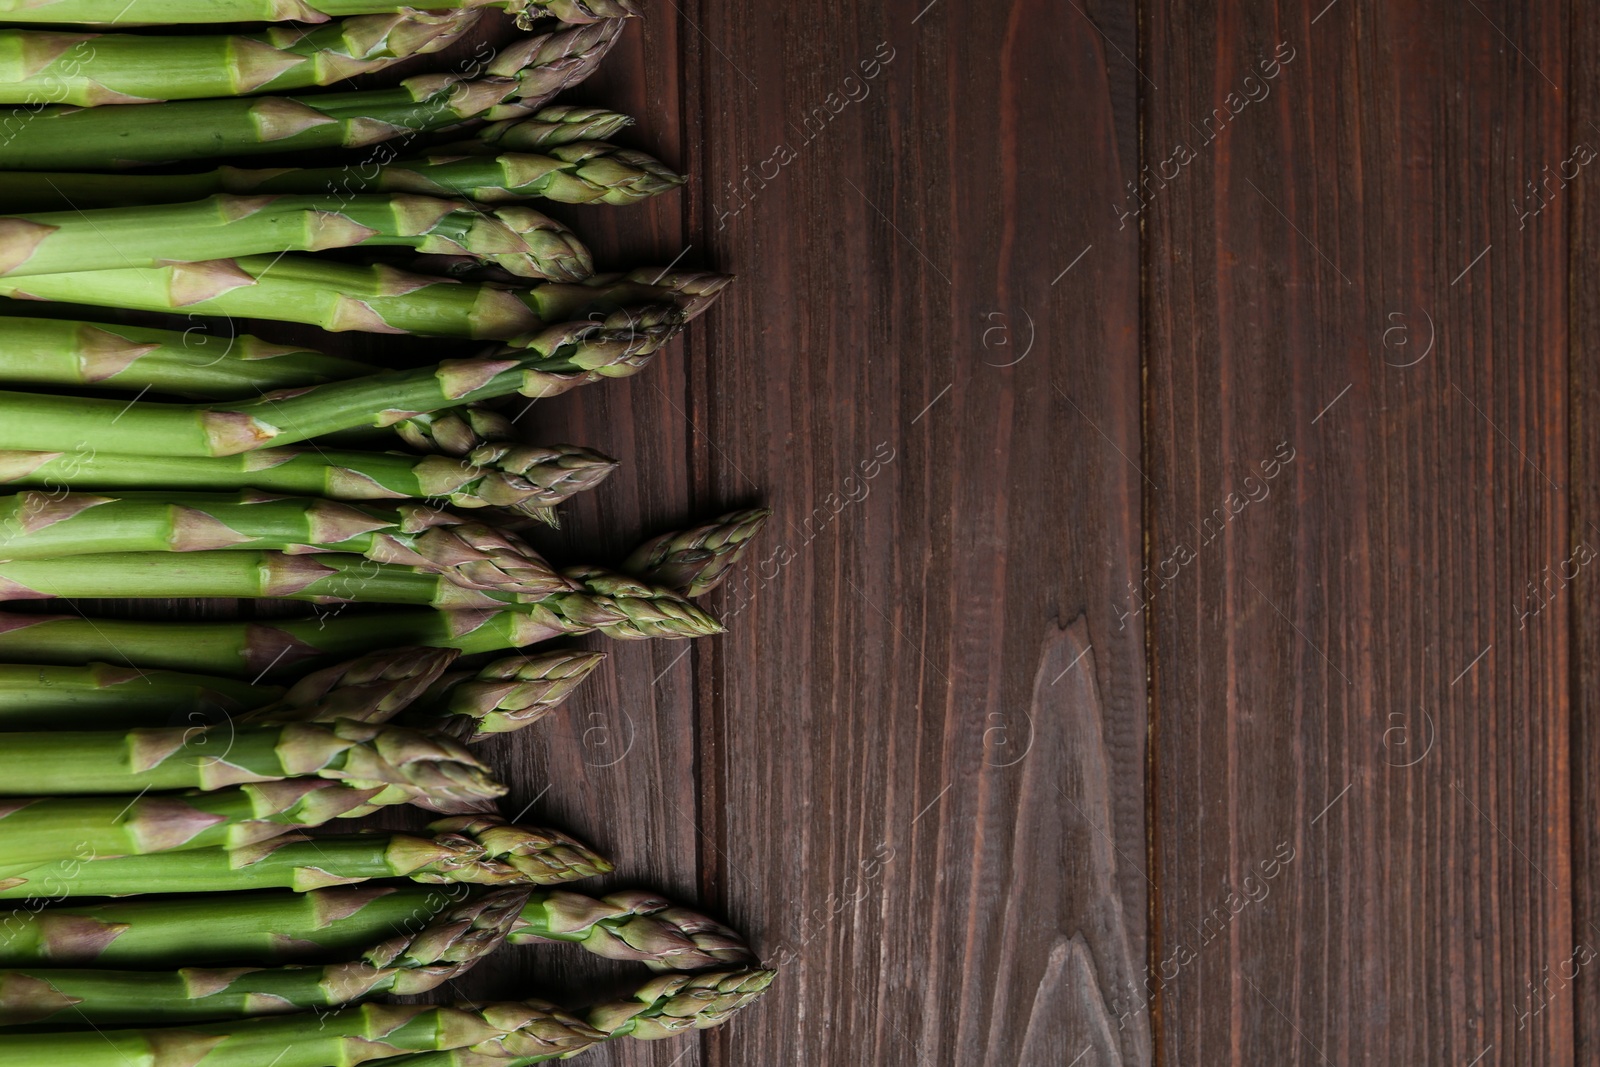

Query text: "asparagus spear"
[0, 108, 639, 211]
[383, 970, 777, 1067]
[0, 662, 277, 730]
[0, 11, 480, 106]
[0, 315, 375, 398]
[0, 646, 451, 731]
[0, 550, 582, 606]
[414, 649, 606, 741]
[0, 491, 565, 593]
[0, 568, 722, 677]
[0, 195, 593, 282]
[0, 997, 609, 1067]
[0, 775, 496, 881]
[0, 256, 722, 339]
[0, 888, 528, 1025]
[248, 141, 686, 206]
[506, 888, 756, 972]
[0, 718, 506, 810]
[0, 444, 614, 511]
[0, 21, 624, 169]
[625, 508, 774, 597]
[0, 0, 636, 26]
[0, 308, 683, 456]
[0, 885, 752, 972]
[0, 820, 608, 898]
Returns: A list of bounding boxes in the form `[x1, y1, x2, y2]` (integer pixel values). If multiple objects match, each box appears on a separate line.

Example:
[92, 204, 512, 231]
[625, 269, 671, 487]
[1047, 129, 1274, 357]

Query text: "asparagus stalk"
[0, 195, 593, 282]
[0, 256, 722, 340]
[0, 0, 636, 26]
[0, 646, 452, 731]
[0, 11, 480, 106]
[0, 997, 609, 1067]
[0, 444, 615, 511]
[0, 718, 507, 813]
[0, 21, 625, 169]
[0, 820, 608, 898]
[0, 775, 491, 881]
[0, 315, 376, 398]
[0, 307, 684, 456]
[0, 550, 585, 606]
[382, 970, 777, 1067]
[413, 649, 606, 741]
[0, 567, 722, 677]
[0, 662, 278, 729]
[625, 508, 774, 597]
[0, 888, 528, 1025]
[244, 141, 687, 206]
[0, 491, 565, 592]
[0, 885, 750, 971]
[0, 108, 638, 212]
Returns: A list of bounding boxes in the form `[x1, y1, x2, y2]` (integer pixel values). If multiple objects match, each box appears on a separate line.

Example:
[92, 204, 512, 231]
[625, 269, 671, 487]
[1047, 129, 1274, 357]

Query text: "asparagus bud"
[625, 508, 773, 597]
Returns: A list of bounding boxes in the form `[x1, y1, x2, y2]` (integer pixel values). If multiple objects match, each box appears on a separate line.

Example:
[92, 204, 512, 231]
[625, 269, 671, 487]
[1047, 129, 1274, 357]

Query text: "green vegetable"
[0, 195, 592, 281]
[0, 22, 625, 169]
[0, 11, 480, 105]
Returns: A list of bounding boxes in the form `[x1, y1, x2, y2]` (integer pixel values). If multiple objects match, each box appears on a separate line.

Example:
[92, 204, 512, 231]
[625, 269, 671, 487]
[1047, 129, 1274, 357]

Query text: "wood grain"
[1570, 0, 1600, 1062]
[678, 2, 1147, 1064]
[1143, 1, 1573, 1063]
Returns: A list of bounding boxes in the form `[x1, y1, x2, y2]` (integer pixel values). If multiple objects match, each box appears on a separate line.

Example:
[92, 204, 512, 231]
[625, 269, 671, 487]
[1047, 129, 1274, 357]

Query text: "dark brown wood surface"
[17, 0, 1600, 1063]
[1144, 2, 1576, 1065]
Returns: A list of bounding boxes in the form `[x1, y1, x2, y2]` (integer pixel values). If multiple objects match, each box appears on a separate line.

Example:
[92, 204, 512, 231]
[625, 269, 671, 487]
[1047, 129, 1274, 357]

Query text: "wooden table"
[518, 1, 1593, 1063]
[40, 0, 1594, 1063]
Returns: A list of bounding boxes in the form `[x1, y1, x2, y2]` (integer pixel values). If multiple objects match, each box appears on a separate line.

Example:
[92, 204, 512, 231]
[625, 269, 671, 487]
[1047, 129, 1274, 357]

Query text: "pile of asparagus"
[0, 1, 774, 1063]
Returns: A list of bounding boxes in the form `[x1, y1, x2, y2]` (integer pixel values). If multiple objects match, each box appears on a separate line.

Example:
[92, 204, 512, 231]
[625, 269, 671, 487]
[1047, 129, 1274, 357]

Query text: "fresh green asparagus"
[0, 257, 723, 339]
[0, 0, 635, 26]
[0, 11, 479, 105]
[0, 315, 375, 398]
[0, 21, 625, 169]
[0, 194, 593, 281]
[0, 108, 639, 212]
[0, 885, 750, 971]
[414, 649, 605, 741]
[0, 646, 451, 731]
[0, 998, 606, 1067]
[625, 508, 774, 597]
[0, 662, 278, 730]
[0, 888, 528, 1025]
[0, 718, 506, 813]
[0, 308, 685, 456]
[0, 567, 722, 677]
[0, 491, 565, 592]
[381, 970, 777, 1067]
[0, 551, 578, 606]
[0, 775, 489, 881]
[0, 444, 613, 511]
[0, 820, 607, 898]
[506, 888, 756, 972]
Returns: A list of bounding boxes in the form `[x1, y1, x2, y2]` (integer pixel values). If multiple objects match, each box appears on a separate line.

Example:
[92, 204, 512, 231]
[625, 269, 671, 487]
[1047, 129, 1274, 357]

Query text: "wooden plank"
[677, 1, 1147, 1064]
[1143, 2, 1572, 1062]
[1570, 0, 1600, 1060]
